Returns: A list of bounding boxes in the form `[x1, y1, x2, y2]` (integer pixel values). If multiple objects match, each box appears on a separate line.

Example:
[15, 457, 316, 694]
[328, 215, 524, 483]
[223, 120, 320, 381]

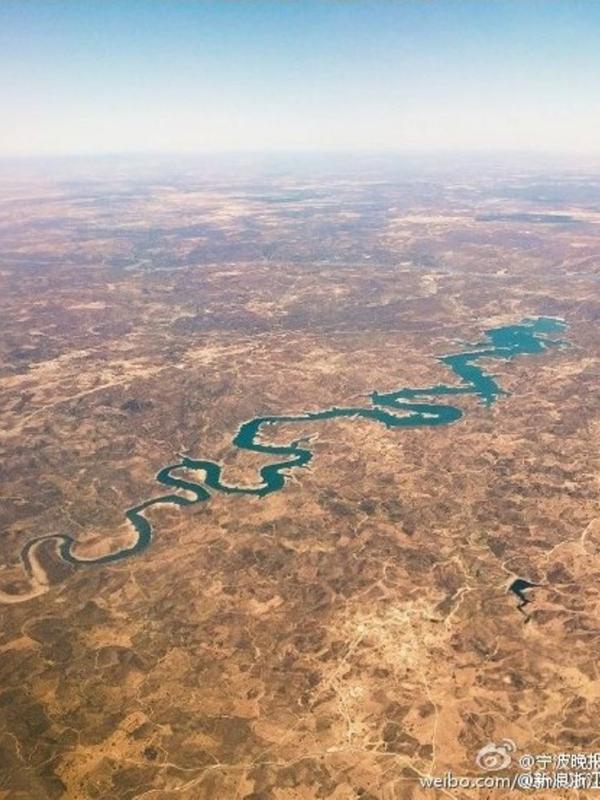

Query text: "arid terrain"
[1, 155, 600, 799]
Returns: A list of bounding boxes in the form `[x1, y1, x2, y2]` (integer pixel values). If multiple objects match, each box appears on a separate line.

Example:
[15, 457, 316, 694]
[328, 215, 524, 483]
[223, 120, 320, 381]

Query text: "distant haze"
[1, 0, 599, 158]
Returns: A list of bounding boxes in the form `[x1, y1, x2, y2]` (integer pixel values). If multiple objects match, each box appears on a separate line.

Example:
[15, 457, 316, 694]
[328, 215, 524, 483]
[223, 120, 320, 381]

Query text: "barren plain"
[1, 156, 600, 799]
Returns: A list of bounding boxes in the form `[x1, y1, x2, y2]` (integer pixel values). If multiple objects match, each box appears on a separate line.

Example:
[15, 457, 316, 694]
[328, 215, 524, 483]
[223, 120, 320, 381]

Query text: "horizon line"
[2, 147, 600, 162]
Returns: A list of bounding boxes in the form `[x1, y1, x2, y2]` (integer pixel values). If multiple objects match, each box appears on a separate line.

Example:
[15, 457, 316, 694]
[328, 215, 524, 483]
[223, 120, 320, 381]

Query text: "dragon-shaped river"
[21, 316, 567, 575]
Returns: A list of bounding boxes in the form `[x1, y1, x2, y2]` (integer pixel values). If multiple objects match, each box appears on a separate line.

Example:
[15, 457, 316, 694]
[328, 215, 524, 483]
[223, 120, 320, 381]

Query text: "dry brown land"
[1, 157, 600, 799]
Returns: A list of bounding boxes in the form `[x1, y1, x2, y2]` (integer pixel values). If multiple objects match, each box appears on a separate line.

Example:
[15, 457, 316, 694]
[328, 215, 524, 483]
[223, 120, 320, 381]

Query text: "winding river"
[21, 316, 567, 573]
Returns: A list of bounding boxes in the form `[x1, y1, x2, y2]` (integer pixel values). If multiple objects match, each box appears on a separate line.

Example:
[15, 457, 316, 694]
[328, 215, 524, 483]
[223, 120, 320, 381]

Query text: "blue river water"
[22, 316, 567, 571]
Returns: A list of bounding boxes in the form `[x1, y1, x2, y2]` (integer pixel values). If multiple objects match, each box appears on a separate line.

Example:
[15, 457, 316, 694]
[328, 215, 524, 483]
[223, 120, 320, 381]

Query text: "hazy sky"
[1, 1, 599, 157]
